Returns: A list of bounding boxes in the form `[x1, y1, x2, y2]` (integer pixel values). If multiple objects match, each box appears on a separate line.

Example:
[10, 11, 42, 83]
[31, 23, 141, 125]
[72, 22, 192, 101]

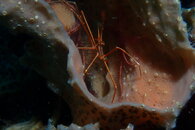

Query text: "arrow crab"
[47, 0, 195, 129]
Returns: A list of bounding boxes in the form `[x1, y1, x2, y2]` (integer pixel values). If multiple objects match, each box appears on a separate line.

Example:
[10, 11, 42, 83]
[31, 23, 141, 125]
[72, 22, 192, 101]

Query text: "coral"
[0, 0, 194, 130]
[5, 119, 134, 130]
[5, 119, 99, 130]
[5, 120, 45, 130]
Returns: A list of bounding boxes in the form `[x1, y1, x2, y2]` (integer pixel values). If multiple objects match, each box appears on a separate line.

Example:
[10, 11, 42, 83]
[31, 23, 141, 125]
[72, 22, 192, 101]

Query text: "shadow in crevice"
[0, 24, 72, 128]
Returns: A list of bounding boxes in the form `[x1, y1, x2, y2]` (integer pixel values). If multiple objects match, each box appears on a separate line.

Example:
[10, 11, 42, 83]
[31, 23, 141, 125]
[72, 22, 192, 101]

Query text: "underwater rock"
[5, 120, 44, 130]
[46, 119, 100, 130]
[56, 123, 99, 130]
[5, 119, 133, 130]
[0, 0, 194, 130]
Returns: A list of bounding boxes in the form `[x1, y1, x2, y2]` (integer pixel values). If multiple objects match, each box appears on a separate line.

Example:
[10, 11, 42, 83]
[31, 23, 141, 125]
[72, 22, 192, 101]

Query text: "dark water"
[181, 0, 195, 8]
[0, 24, 72, 128]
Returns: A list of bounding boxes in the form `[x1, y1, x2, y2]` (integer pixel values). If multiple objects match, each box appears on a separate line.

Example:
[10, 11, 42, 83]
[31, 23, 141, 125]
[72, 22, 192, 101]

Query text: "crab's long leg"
[77, 47, 96, 50]
[101, 47, 141, 76]
[68, 23, 81, 35]
[77, 46, 96, 66]
[61, 0, 79, 15]
[80, 11, 96, 47]
[97, 25, 104, 44]
[102, 59, 118, 103]
[119, 61, 123, 99]
[101, 47, 137, 64]
[61, 0, 96, 47]
[83, 53, 99, 75]
[123, 53, 142, 78]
